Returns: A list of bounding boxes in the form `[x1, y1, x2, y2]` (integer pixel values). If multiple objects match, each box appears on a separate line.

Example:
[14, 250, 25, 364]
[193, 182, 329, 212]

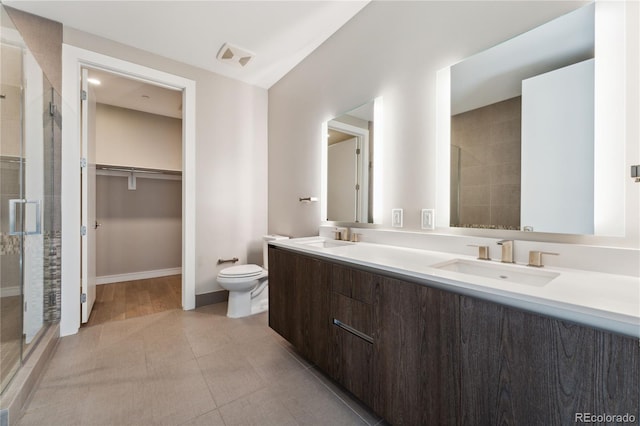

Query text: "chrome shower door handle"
[9, 199, 41, 236]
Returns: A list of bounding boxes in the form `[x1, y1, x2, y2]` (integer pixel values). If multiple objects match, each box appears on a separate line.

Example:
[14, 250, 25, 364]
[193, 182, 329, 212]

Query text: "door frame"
[326, 120, 369, 223]
[61, 45, 196, 336]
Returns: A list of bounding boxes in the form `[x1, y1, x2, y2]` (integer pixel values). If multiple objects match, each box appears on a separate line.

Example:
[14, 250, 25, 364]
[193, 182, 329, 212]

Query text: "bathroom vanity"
[268, 239, 639, 425]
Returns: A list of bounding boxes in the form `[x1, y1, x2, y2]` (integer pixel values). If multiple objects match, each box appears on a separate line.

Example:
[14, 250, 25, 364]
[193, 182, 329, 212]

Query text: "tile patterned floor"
[17, 303, 384, 426]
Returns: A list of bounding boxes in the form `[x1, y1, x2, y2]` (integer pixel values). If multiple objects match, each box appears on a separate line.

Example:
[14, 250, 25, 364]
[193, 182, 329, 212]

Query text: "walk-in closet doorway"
[61, 45, 197, 336]
[81, 67, 184, 326]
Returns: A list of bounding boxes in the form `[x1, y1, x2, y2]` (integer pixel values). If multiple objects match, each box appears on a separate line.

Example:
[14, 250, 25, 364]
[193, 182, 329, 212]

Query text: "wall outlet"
[421, 209, 435, 230]
[392, 209, 403, 227]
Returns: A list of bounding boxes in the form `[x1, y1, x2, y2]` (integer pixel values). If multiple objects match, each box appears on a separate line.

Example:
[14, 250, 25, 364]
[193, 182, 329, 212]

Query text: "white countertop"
[270, 237, 640, 338]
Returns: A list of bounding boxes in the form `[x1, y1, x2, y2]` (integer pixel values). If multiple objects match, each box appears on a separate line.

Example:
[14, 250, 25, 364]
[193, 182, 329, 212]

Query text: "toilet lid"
[219, 264, 264, 278]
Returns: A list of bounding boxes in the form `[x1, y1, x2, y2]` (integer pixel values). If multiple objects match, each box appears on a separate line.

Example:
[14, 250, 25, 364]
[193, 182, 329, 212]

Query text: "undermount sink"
[300, 239, 354, 249]
[432, 259, 559, 287]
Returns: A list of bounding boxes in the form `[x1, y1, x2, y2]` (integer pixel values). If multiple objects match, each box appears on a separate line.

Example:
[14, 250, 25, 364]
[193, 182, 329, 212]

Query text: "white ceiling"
[4, 0, 369, 89]
[86, 68, 183, 118]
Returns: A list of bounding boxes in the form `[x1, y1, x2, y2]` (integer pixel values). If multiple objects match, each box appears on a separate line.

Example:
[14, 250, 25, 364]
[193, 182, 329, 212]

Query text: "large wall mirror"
[444, 1, 626, 236]
[322, 98, 383, 224]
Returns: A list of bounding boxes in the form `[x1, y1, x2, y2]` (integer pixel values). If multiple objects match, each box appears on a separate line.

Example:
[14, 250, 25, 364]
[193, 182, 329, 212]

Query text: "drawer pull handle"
[333, 319, 373, 344]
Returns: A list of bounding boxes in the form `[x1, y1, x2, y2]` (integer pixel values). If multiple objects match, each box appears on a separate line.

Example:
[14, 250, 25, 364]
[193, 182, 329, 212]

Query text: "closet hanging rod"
[96, 164, 182, 176]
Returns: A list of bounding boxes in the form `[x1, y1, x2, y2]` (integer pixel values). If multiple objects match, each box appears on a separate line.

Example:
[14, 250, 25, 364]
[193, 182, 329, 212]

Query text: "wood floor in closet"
[86, 275, 181, 327]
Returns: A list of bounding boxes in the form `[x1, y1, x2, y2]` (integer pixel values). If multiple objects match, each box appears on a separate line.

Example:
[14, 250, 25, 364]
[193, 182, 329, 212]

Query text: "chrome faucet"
[497, 240, 514, 263]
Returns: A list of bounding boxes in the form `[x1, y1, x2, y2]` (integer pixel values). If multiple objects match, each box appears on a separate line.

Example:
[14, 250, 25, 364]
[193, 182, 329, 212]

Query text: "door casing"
[61, 45, 196, 336]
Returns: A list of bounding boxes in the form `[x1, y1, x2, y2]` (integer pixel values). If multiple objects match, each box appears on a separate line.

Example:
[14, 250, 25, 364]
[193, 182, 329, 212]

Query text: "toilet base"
[250, 287, 269, 315]
[226, 285, 269, 318]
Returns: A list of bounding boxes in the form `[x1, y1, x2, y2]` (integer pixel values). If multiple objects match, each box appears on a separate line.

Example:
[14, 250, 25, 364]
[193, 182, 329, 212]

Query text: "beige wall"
[65, 28, 268, 295]
[95, 104, 182, 171]
[5, 5, 61, 94]
[95, 104, 182, 277]
[268, 1, 640, 249]
[96, 175, 181, 277]
[0, 43, 22, 157]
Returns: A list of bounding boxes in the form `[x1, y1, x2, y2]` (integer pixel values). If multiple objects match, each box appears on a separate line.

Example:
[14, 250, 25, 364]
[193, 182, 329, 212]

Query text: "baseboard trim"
[0, 286, 20, 297]
[96, 267, 182, 285]
[196, 290, 229, 307]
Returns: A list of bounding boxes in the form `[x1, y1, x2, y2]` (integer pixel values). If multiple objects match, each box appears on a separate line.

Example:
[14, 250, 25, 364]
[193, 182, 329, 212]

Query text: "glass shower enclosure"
[1, 6, 61, 394]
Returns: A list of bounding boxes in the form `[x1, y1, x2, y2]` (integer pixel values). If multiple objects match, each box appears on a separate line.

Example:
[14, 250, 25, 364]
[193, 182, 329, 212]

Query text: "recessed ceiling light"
[216, 42, 254, 68]
[87, 78, 101, 85]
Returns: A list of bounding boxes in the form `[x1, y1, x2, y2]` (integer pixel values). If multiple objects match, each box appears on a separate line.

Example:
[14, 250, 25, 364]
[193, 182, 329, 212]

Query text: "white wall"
[65, 28, 268, 296]
[268, 1, 640, 250]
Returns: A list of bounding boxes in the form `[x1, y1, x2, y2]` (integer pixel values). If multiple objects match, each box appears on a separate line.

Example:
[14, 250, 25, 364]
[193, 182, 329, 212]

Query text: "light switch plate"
[392, 209, 403, 227]
[421, 209, 435, 230]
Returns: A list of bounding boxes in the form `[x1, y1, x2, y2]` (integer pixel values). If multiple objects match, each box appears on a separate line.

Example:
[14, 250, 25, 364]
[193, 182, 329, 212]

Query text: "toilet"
[217, 235, 288, 318]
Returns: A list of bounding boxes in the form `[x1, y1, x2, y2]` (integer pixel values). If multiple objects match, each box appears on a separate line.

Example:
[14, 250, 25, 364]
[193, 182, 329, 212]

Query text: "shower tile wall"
[451, 97, 521, 229]
[43, 83, 61, 322]
[43, 232, 60, 321]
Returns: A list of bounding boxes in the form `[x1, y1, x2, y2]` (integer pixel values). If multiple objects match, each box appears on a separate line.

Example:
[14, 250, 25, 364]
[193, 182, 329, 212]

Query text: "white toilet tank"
[262, 235, 288, 270]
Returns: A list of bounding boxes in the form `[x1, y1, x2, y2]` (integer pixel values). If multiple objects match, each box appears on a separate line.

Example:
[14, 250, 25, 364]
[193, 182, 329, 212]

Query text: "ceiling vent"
[216, 42, 254, 68]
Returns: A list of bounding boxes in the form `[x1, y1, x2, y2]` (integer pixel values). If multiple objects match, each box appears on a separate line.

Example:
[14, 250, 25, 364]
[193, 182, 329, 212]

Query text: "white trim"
[61, 45, 196, 336]
[96, 267, 183, 285]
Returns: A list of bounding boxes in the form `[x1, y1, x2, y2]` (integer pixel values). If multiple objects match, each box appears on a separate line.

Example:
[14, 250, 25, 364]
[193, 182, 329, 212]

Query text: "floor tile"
[17, 302, 381, 426]
[185, 325, 232, 359]
[241, 334, 307, 384]
[145, 332, 196, 370]
[274, 368, 370, 425]
[197, 345, 268, 407]
[218, 386, 298, 426]
[79, 379, 147, 426]
[307, 366, 383, 425]
[142, 358, 217, 425]
[17, 402, 85, 426]
[179, 408, 226, 426]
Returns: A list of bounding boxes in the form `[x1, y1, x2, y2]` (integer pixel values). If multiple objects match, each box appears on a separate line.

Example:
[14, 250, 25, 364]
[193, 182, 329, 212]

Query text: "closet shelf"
[96, 164, 182, 176]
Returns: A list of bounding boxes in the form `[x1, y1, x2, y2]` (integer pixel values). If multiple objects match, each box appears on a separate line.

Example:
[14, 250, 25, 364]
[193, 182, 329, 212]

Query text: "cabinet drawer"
[331, 292, 373, 340]
[331, 325, 374, 407]
[331, 264, 375, 304]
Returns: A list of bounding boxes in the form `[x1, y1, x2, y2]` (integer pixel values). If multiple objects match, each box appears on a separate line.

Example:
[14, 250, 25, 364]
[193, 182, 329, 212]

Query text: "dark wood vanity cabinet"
[373, 276, 460, 425]
[460, 295, 639, 425]
[268, 246, 639, 426]
[268, 247, 332, 371]
[328, 265, 377, 407]
[269, 248, 378, 405]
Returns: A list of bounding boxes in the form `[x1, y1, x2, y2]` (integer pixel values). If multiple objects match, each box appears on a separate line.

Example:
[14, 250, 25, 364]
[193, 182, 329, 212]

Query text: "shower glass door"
[1, 6, 51, 394]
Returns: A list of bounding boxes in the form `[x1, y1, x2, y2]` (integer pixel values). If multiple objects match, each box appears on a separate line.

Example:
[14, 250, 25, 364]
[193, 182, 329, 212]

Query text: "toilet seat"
[219, 264, 264, 279]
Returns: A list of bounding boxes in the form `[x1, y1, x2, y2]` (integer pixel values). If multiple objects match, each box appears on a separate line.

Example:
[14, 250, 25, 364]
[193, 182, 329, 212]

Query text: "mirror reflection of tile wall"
[451, 97, 521, 229]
